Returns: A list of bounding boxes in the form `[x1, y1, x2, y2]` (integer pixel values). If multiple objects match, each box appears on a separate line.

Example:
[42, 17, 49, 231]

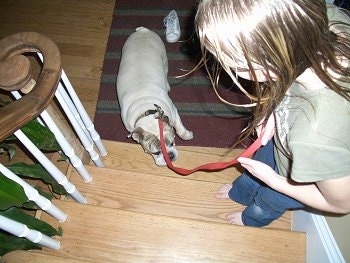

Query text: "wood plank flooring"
[2, 140, 304, 263]
[40, 201, 306, 263]
[3, 200, 305, 263]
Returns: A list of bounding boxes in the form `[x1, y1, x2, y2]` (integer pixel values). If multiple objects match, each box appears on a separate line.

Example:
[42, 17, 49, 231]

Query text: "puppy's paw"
[155, 155, 167, 166]
[178, 130, 193, 140]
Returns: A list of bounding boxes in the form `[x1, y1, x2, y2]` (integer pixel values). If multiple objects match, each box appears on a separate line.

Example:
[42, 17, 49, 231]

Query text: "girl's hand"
[256, 114, 275, 145]
[238, 158, 350, 214]
[237, 157, 280, 186]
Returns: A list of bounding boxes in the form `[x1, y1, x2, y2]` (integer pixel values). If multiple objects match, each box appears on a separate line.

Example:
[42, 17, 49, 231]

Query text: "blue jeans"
[228, 139, 305, 227]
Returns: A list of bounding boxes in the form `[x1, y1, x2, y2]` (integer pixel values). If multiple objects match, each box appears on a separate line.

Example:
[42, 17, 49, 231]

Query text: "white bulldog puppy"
[116, 27, 193, 166]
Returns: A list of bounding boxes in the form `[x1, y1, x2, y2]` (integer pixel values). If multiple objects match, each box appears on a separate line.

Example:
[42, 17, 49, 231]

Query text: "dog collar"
[133, 104, 169, 127]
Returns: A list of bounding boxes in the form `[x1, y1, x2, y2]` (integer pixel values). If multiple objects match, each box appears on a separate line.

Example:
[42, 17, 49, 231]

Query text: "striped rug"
[94, 1, 252, 148]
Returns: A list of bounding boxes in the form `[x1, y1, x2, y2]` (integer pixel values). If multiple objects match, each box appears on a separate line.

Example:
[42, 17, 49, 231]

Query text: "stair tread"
[2, 140, 304, 262]
[38, 201, 305, 263]
[2, 250, 95, 263]
[68, 165, 291, 230]
[99, 140, 246, 183]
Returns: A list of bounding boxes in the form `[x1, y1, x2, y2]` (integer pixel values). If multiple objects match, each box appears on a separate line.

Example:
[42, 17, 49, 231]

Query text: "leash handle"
[159, 120, 263, 175]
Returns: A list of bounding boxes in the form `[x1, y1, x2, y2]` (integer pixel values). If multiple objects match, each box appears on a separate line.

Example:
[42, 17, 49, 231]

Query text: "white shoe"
[163, 10, 181, 43]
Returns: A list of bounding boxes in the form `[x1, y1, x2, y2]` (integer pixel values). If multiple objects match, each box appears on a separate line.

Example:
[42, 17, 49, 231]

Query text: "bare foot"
[226, 212, 244, 225]
[214, 183, 232, 199]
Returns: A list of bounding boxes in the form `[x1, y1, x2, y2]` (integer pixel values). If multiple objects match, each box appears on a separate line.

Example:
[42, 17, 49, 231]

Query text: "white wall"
[325, 215, 350, 262]
[292, 211, 346, 263]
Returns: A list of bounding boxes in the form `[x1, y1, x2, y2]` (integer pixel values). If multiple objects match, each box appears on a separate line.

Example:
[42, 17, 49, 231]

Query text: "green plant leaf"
[7, 163, 53, 183]
[3, 134, 17, 142]
[0, 231, 42, 256]
[50, 183, 66, 195]
[58, 226, 63, 236]
[0, 107, 65, 255]
[21, 201, 37, 210]
[0, 207, 60, 237]
[36, 186, 55, 200]
[0, 98, 10, 107]
[6, 162, 67, 195]
[21, 119, 61, 151]
[0, 175, 28, 210]
[0, 142, 16, 160]
[0, 207, 61, 256]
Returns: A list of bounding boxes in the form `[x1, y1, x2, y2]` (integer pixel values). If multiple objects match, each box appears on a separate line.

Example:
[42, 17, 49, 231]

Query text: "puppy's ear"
[161, 115, 170, 124]
[129, 127, 144, 143]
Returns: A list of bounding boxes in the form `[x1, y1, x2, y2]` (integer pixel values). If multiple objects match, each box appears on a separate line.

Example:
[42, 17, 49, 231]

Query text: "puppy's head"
[130, 118, 178, 166]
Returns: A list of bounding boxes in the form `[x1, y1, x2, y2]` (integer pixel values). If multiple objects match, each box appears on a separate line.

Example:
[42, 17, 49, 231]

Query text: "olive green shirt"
[274, 82, 350, 183]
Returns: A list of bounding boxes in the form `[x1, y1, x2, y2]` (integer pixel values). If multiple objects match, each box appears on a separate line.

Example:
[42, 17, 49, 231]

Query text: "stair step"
[6, 200, 306, 263]
[2, 250, 93, 263]
[68, 165, 291, 230]
[2, 140, 305, 262]
[99, 140, 247, 183]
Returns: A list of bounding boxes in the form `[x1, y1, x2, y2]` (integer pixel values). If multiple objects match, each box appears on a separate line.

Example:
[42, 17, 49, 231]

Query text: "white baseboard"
[292, 210, 345, 263]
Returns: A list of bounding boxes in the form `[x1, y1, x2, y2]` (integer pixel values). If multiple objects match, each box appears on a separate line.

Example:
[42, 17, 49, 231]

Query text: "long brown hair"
[195, 0, 350, 144]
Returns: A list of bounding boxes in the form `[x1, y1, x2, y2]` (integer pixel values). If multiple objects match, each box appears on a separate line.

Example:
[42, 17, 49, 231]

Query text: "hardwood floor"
[2, 140, 305, 263]
[0, 0, 115, 119]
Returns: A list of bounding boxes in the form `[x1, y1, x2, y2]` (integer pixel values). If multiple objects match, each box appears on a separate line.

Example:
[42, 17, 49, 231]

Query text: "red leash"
[159, 120, 263, 175]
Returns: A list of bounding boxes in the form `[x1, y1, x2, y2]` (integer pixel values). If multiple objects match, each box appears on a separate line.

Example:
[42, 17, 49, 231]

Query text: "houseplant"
[0, 118, 66, 256]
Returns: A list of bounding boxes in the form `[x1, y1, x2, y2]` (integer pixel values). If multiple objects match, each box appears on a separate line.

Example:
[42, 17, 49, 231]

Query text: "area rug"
[94, 0, 252, 148]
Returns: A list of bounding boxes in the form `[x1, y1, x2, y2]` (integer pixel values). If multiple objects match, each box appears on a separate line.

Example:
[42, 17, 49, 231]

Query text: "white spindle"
[37, 52, 107, 157]
[11, 91, 93, 183]
[0, 215, 60, 250]
[40, 110, 92, 183]
[60, 70, 108, 156]
[0, 163, 67, 222]
[14, 130, 87, 204]
[57, 84, 93, 143]
[55, 87, 104, 167]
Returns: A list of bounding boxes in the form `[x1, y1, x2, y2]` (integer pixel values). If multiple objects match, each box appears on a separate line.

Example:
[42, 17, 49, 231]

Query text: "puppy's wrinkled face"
[131, 120, 178, 166]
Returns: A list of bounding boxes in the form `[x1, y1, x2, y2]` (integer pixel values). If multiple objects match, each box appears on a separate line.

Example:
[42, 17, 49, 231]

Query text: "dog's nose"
[168, 152, 176, 161]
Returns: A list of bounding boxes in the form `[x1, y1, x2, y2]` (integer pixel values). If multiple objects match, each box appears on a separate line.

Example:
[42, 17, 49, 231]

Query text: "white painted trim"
[292, 210, 345, 263]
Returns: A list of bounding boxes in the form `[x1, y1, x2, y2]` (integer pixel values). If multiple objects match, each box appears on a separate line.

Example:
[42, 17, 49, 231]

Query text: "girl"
[195, 0, 350, 227]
